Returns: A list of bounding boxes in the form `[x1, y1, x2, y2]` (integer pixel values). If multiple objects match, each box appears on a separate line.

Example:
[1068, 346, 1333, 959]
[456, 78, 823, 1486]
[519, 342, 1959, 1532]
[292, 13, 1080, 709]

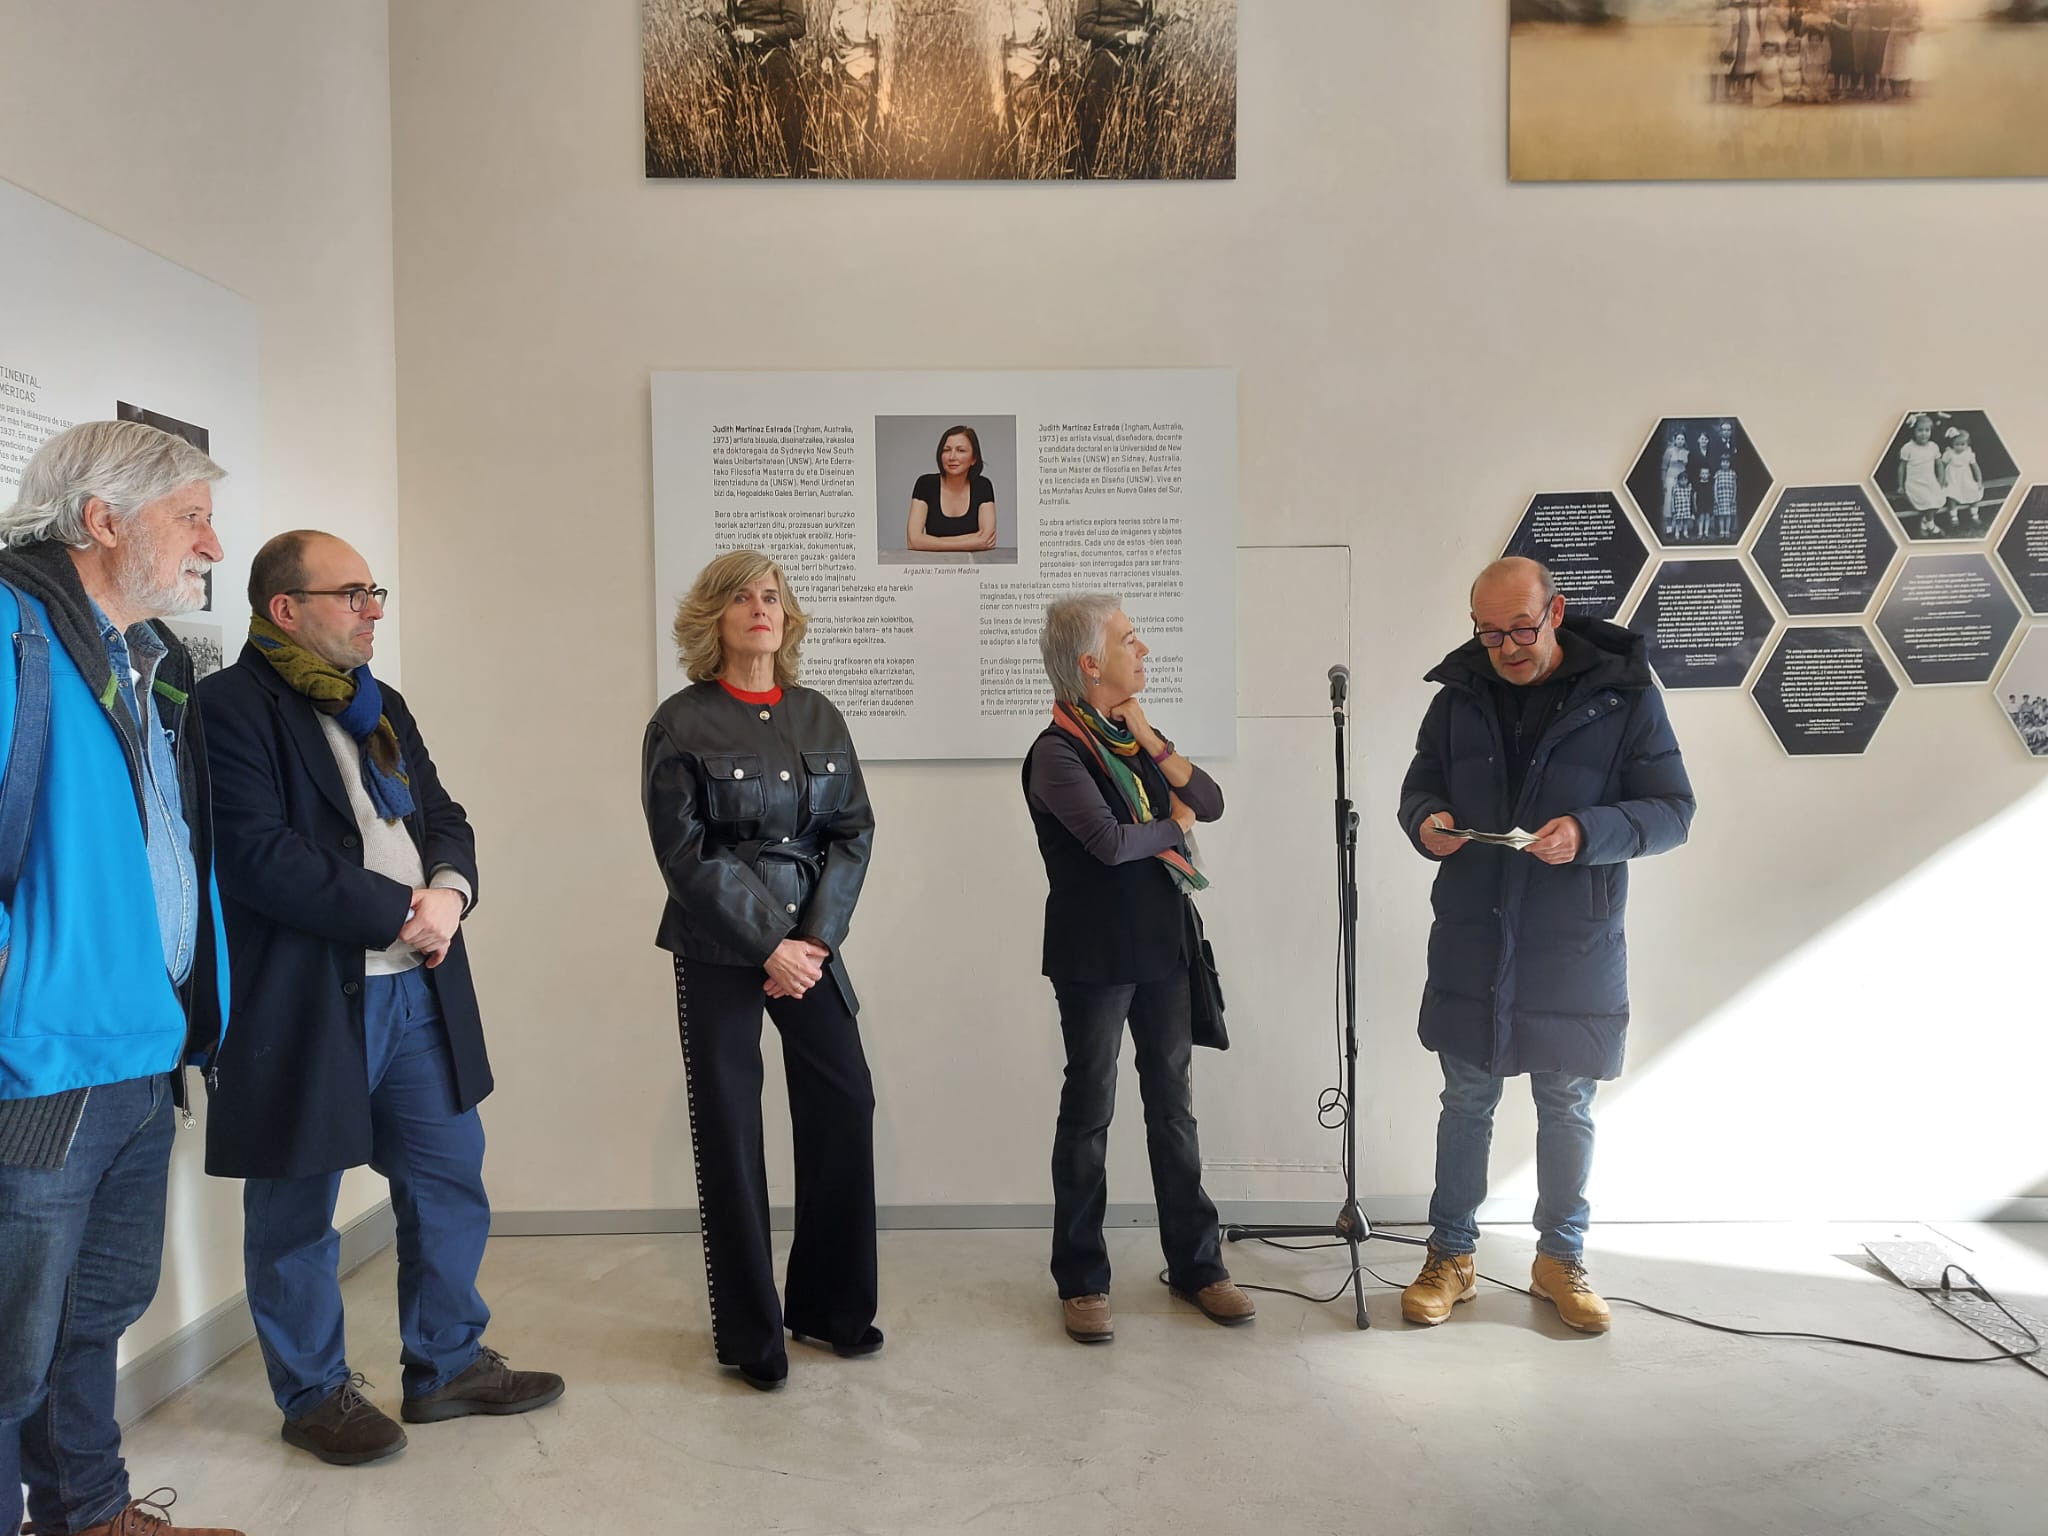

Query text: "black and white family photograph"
[1875, 409, 2020, 540]
[1625, 415, 1772, 547]
[1511, 1, 2048, 180]
[163, 619, 227, 681]
[1997, 627, 2048, 754]
[643, 0, 1236, 180]
[874, 414, 1020, 564]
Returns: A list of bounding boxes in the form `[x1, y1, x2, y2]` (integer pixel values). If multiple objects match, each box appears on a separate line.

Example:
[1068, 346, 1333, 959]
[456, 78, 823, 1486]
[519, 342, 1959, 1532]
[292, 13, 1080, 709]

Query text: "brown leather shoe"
[281, 1374, 406, 1465]
[68, 1487, 244, 1535]
[1401, 1247, 1478, 1326]
[1172, 1279, 1256, 1326]
[400, 1346, 565, 1423]
[1062, 1293, 1114, 1343]
[1530, 1253, 1612, 1334]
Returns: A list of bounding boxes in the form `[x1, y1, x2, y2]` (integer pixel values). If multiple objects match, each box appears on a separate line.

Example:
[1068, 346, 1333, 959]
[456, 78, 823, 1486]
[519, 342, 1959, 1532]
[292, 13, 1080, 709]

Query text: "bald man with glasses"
[1394, 557, 1694, 1335]
[198, 531, 561, 1465]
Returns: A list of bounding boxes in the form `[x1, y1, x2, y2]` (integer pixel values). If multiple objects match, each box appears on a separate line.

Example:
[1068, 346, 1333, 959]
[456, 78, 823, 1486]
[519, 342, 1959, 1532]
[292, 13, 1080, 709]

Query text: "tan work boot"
[70, 1487, 245, 1535]
[1530, 1253, 1611, 1334]
[1400, 1247, 1477, 1325]
[1171, 1280, 1256, 1327]
[1063, 1292, 1114, 1343]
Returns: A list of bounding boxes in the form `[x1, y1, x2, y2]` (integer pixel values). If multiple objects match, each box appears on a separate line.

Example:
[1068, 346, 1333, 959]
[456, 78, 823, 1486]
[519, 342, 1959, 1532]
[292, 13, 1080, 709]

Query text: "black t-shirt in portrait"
[914, 472, 995, 538]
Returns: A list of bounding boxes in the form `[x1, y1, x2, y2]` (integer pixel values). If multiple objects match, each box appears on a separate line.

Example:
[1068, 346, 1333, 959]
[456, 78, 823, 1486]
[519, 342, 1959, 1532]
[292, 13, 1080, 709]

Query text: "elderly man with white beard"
[0, 421, 241, 1536]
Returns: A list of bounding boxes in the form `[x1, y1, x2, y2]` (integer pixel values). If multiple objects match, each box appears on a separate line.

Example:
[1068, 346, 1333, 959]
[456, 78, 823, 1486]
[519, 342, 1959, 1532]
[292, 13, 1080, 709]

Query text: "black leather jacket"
[642, 682, 873, 1007]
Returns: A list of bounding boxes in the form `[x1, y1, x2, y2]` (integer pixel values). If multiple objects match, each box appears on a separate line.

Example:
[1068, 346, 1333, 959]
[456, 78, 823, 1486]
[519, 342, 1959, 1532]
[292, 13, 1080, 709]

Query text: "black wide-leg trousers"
[673, 956, 878, 1367]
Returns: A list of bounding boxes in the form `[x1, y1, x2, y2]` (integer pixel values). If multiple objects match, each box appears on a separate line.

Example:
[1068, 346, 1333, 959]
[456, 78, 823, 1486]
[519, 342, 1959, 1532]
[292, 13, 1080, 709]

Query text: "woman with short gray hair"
[1021, 593, 1251, 1344]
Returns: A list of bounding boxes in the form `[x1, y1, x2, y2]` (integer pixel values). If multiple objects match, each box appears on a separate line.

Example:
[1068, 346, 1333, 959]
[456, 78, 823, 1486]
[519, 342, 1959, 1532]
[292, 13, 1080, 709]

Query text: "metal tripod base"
[1223, 1203, 1429, 1330]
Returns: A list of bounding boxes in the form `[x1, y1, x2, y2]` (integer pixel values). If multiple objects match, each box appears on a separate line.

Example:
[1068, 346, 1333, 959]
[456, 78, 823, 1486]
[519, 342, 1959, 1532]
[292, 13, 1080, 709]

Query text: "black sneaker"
[282, 1374, 407, 1465]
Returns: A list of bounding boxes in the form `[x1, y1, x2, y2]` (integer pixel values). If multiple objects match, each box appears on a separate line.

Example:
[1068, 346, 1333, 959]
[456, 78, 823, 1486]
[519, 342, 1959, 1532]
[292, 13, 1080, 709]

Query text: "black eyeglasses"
[1474, 616, 1549, 648]
[290, 586, 389, 613]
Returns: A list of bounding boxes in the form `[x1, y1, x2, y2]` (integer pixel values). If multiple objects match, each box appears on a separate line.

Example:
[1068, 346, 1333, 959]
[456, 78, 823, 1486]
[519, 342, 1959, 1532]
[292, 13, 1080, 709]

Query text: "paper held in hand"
[1441, 826, 1540, 851]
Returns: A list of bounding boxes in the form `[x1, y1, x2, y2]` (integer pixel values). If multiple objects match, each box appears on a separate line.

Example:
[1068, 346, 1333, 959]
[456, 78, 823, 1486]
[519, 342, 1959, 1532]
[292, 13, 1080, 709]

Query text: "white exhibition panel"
[650, 368, 1238, 760]
[0, 177, 260, 650]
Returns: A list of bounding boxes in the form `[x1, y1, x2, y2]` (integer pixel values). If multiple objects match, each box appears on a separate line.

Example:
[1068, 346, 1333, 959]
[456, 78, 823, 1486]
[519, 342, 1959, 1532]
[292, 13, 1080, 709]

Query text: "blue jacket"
[1396, 619, 1694, 1081]
[0, 562, 230, 1102]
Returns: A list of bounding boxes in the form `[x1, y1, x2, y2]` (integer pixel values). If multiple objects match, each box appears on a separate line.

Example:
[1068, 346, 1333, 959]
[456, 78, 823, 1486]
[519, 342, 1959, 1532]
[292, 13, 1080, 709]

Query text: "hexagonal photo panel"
[1994, 487, 2048, 617]
[1874, 410, 2021, 543]
[1624, 416, 1771, 550]
[1625, 559, 1774, 690]
[1874, 552, 2021, 687]
[1502, 491, 1648, 624]
[1751, 485, 1898, 618]
[1995, 626, 2048, 758]
[1751, 627, 1899, 758]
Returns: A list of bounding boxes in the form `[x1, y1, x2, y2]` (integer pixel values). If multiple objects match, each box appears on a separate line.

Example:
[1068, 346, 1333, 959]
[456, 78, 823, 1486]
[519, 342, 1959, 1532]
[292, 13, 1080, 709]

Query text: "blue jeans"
[1, 1074, 175, 1536]
[1426, 1051, 1598, 1261]
[242, 968, 491, 1418]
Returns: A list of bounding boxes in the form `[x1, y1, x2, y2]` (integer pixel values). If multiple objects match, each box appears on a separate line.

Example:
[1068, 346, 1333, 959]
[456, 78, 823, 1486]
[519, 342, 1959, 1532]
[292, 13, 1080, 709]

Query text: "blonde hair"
[672, 549, 807, 687]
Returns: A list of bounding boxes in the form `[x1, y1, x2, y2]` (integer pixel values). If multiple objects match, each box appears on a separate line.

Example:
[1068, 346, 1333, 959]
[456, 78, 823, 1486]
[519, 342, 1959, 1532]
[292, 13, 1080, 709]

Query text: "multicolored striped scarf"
[1051, 700, 1208, 892]
[249, 614, 415, 822]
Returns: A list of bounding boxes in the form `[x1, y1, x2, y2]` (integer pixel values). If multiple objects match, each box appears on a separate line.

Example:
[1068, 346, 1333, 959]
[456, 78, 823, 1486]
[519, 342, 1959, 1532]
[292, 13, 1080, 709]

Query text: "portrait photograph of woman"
[875, 413, 1021, 564]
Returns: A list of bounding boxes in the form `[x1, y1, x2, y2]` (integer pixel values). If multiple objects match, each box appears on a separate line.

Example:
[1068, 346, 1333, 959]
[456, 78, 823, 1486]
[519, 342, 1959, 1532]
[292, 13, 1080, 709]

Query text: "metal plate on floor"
[1865, 1240, 2048, 1378]
[1863, 1240, 1963, 1291]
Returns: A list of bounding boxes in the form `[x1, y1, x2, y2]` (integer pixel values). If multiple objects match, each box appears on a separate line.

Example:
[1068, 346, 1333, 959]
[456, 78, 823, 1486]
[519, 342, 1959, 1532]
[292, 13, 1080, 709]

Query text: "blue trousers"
[1426, 1050, 1599, 1261]
[1, 1073, 175, 1536]
[241, 968, 491, 1417]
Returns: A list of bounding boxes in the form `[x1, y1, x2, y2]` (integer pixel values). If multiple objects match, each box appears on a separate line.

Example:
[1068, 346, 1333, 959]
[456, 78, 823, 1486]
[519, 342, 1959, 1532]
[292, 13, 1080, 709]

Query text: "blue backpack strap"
[0, 578, 53, 906]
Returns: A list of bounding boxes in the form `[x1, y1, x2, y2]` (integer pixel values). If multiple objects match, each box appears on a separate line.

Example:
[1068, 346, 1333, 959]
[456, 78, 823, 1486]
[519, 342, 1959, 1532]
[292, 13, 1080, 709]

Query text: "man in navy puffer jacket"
[1395, 557, 1695, 1334]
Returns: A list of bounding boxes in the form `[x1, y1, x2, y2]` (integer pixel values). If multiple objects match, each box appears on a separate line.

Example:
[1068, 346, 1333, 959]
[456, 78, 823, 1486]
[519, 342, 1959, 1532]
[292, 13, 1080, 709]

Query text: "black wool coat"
[198, 646, 493, 1179]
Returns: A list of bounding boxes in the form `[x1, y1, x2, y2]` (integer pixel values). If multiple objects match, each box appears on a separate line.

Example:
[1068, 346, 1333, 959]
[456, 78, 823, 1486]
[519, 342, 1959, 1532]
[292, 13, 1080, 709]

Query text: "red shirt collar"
[719, 678, 784, 706]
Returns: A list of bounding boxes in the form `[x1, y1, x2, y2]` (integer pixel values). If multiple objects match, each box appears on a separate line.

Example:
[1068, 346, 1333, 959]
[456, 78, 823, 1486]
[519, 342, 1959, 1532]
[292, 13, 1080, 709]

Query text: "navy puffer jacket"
[1396, 619, 1695, 1081]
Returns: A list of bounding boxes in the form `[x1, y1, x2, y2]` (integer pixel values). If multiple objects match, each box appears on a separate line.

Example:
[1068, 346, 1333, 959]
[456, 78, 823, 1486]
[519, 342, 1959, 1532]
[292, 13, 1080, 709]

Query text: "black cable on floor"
[1237, 1245, 2043, 1365]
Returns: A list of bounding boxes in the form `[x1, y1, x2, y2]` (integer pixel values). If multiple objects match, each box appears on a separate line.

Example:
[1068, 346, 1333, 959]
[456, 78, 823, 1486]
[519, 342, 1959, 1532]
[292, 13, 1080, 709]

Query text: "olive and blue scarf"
[250, 614, 414, 822]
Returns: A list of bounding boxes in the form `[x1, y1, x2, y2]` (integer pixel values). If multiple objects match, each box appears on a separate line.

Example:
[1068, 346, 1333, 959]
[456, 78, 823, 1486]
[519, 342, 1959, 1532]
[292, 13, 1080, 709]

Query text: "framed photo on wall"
[1509, 2, 2048, 182]
[644, 0, 1238, 181]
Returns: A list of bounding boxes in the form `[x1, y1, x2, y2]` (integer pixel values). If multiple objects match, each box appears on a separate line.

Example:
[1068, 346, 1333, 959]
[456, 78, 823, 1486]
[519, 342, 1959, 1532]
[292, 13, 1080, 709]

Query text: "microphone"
[1328, 663, 1350, 707]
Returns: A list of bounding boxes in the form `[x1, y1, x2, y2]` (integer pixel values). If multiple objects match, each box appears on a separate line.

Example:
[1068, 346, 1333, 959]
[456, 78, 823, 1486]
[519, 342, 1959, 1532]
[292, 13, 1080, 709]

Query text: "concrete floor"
[124, 1223, 2048, 1535]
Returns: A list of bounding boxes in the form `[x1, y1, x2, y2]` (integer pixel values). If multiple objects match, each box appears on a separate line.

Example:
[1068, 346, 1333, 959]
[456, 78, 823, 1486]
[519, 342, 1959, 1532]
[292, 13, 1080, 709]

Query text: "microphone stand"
[1221, 668, 1426, 1329]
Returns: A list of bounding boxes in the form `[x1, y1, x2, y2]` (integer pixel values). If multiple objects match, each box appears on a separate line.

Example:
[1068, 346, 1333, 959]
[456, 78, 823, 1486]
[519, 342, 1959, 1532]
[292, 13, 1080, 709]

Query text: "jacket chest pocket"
[702, 754, 764, 823]
[804, 750, 850, 816]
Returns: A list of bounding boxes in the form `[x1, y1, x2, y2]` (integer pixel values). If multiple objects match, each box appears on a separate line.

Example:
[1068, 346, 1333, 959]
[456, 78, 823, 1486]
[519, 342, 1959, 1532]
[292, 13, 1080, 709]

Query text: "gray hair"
[0, 420, 225, 548]
[1039, 593, 1121, 705]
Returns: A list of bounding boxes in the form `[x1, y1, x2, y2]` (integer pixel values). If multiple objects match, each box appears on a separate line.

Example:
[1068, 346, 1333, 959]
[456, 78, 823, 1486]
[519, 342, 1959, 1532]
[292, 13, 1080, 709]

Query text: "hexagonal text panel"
[1503, 491, 1649, 623]
[1752, 626, 1898, 757]
[1751, 485, 1897, 617]
[1874, 553, 2021, 686]
[1626, 559, 1774, 690]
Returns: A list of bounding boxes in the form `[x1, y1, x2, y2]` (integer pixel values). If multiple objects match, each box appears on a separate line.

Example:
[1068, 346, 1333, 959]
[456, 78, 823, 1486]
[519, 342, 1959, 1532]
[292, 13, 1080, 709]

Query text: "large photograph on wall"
[1509, 2, 2048, 182]
[650, 369, 1238, 760]
[643, 0, 1237, 180]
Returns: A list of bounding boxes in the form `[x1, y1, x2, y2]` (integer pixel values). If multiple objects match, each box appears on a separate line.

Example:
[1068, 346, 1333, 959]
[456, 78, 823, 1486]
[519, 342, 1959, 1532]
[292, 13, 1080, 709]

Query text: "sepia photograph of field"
[1511, 1, 2048, 180]
[644, 0, 1236, 180]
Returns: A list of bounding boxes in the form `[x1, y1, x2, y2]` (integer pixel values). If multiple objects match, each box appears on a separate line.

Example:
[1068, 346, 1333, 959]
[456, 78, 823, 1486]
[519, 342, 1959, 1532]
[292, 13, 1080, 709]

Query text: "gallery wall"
[0, 0, 404, 1362]
[387, 1, 2048, 1228]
